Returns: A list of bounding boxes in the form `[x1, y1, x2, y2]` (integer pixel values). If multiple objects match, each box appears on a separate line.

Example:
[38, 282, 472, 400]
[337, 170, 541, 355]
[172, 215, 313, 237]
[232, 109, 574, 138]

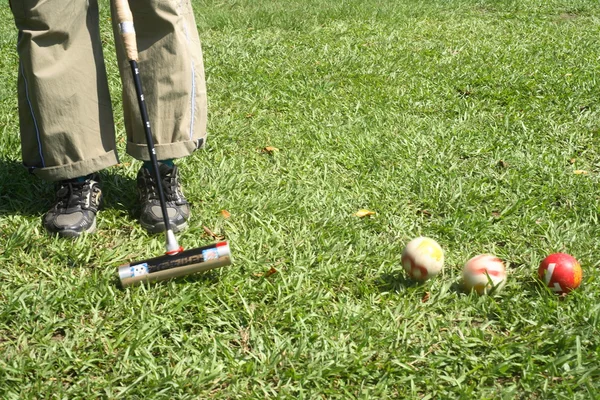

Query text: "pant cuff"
[30, 150, 119, 182]
[126, 138, 204, 161]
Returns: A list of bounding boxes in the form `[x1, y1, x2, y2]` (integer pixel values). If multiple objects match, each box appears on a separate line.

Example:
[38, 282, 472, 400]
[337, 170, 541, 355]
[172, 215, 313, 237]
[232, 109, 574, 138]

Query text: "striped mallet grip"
[113, 0, 138, 61]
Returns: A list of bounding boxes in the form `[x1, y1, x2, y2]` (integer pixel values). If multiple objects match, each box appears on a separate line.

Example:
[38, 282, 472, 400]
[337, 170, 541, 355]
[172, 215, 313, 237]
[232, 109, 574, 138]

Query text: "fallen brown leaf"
[253, 267, 278, 278]
[220, 209, 231, 219]
[422, 292, 430, 303]
[203, 226, 225, 240]
[262, 146, 279, 154]
[355, 209, 376, 218]
[497, 160, 509, 169]
[417, 209, 432, 217]
[559, 293, 568, 300]
[239, 327, 251, 353]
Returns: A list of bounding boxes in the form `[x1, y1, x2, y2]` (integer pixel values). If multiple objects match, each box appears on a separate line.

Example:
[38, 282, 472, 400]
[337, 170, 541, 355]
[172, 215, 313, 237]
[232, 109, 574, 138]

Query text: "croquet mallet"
[113, 0, 231, 287]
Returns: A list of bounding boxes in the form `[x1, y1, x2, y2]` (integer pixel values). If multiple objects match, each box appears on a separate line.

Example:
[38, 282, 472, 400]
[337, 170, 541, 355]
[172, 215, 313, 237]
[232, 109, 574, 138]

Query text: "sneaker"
[43, 174, 102, 237]
[137, 163, 190, 233]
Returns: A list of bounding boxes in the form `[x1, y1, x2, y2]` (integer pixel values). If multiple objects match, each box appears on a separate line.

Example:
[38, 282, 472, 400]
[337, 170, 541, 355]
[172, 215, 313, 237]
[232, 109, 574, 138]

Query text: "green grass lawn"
[1, 0, 600, 398]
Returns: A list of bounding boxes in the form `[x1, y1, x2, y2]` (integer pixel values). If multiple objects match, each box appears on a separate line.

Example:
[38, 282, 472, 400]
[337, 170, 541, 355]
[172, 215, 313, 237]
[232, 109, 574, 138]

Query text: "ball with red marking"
[538, 253, 582, 294]
[401, 237, 444, 282]
[462, 254, 507, 295]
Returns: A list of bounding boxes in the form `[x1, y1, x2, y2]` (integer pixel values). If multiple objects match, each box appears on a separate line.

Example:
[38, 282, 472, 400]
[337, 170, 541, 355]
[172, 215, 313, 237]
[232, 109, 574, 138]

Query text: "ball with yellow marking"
[401, 237, 444, 282]
[462, 254, 507, 295]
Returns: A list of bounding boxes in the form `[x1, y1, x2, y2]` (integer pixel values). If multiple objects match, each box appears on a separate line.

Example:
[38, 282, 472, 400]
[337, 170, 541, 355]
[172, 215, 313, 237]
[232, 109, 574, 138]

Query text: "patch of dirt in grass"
[558, 12, 579, 21]
[476, 5, 495, 14]
[52, 328, 66, 341]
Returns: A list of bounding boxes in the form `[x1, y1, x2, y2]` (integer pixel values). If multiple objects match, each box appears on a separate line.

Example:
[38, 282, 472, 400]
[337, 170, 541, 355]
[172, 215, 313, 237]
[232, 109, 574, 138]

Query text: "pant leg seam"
[179, 0, 196, 141]
[20, 59, 45, 168]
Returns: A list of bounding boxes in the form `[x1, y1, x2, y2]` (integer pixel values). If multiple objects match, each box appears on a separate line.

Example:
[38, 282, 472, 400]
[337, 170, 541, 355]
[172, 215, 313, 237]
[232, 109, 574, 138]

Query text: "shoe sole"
[53, 218, 97, 238]
[141, 220, 188, 234]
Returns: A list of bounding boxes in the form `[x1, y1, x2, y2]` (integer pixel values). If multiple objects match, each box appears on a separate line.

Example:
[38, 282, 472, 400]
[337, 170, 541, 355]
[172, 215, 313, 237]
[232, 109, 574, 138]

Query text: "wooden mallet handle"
[113, 0, 138, 61]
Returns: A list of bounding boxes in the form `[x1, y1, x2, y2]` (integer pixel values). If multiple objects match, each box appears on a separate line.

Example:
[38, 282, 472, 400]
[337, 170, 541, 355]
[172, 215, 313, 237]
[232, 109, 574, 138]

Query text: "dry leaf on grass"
[253, 267, 278, 278]
[417, 209, 432, 217]
[265, 267, 278, 277]
[203, 226, 225, 240]
[422, 292, 430, 303]
[220, 209, 231, 219]
[239, 327, 251, 353]
[574, 170, 588, 175]
[262, 146, 279, 154]
[355, 209, 376, 218]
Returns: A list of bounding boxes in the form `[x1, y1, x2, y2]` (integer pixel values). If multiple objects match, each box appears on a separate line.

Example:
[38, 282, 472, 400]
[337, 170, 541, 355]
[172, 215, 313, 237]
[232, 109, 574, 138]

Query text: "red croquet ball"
[538, 253, 582, 294]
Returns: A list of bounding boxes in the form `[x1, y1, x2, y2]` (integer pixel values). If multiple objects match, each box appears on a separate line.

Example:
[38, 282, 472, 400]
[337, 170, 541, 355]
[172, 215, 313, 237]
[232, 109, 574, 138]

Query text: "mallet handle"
[112, 0, 180, 253]
[113, 0, 138, 61]
[129, 59, 178, 250]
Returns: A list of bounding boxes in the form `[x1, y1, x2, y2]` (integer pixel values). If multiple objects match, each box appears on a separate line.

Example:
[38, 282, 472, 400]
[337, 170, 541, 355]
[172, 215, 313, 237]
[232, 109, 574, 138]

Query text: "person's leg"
[113, 0, 207, 160]
[112, 0, 208, 233]
[11, 0, 117, 236]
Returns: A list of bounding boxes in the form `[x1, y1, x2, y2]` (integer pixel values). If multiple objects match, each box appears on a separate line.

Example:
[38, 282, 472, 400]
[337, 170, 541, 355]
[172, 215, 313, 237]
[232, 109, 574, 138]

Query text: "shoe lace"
[145, 169, 178, 201]
[55, 181, 89, 210]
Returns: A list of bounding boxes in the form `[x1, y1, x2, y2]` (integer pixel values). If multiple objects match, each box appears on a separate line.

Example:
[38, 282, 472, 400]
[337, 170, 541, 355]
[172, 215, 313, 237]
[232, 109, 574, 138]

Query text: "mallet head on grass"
[118, 241, 231, 287]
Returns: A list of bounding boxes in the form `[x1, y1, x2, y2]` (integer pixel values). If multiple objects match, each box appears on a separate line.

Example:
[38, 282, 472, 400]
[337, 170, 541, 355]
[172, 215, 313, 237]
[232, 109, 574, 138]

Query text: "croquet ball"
[401, 237, 444, 281]
[462, 254, 507, 295]
[538, 253, 582, 294]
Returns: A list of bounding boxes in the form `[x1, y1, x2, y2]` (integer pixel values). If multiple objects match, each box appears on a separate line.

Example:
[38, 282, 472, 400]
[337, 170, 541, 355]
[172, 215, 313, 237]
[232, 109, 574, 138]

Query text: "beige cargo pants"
[10, 0, 207, 181]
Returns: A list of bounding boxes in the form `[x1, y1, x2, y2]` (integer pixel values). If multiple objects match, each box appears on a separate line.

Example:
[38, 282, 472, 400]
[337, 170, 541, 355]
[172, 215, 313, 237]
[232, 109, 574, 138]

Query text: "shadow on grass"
[375, 271, 423, 293]
[377, 272, 478, 296]
[97, 168, 138, 216]
[450, 281, 465, 294]
[0, 158, 51, 216]
[522, 277, 550, 297]
[0, 158, 138, 217]
[115, 268, 221, 290]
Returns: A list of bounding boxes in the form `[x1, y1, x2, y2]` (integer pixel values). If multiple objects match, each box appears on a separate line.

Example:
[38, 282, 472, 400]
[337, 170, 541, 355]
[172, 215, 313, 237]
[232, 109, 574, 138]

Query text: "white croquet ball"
[401, 237, 444, 282]
[462, 254, 507, 295]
